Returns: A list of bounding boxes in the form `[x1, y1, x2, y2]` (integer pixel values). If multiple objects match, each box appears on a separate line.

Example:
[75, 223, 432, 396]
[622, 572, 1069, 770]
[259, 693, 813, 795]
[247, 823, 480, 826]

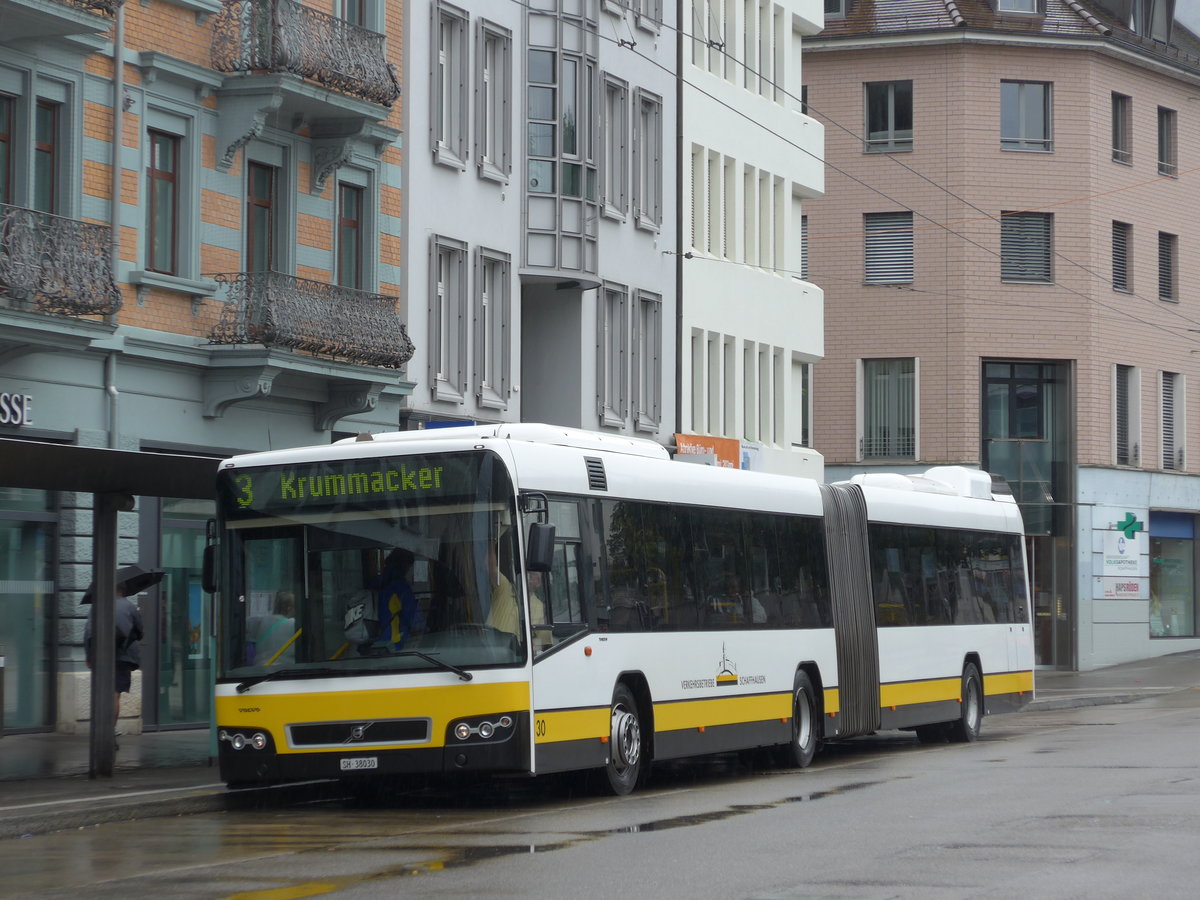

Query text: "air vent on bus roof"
[584, 457, 608, 491]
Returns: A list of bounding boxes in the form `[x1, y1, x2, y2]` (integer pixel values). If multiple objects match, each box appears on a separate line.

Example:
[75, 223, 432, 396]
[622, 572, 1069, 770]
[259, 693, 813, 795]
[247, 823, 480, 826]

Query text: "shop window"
[1150, 512, 1197, 638]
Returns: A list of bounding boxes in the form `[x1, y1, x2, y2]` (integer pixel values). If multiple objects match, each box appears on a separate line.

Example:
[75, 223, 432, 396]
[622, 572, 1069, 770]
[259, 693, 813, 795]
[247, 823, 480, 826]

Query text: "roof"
[812, 0, 1200, 74]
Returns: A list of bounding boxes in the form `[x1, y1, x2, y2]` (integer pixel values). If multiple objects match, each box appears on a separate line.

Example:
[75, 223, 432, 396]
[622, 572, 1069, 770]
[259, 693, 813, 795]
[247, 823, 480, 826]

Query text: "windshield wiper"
[235, 667, 340, 693]
[395, 650, 473, 681]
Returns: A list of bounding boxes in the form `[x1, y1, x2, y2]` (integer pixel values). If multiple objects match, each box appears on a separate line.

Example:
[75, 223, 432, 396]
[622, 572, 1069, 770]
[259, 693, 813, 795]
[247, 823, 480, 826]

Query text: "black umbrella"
[80, 564, 165, 604]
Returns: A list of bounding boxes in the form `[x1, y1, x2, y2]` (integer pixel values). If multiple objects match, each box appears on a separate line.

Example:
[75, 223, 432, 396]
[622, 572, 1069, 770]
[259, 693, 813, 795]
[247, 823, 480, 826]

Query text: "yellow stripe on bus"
[653, 692, 792, 731]
[985, 670, 1035, 696]
[534, 707, 609, 744]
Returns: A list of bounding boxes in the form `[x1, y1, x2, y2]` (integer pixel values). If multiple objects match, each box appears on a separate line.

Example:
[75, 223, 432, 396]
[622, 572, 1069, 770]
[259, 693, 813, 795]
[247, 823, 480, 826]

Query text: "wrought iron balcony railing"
[211, 0, 400, 107]
[0, 203, 122, 317]
[209, 272, 414, 369]
[61, 0, 120, 14]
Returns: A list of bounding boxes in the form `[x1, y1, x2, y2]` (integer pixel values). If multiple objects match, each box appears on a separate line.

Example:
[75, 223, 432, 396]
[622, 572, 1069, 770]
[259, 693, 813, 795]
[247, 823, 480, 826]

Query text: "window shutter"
[1158, 232, 1176, 300]
[1001, 213, 1051, 282]
[864, 212, 913, 283]
[1112, 222, 1130, 291]
[1116, 365, 1131, 465]
[800, 215, 809, 281]
[1163, 373, 1177, 470]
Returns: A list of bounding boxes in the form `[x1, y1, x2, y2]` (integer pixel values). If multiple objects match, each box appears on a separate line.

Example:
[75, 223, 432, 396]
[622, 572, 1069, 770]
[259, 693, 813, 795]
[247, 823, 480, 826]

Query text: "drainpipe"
[674, 0, 684, 442]
[108, 3, 125, 447]
[109, 2, 125, 318]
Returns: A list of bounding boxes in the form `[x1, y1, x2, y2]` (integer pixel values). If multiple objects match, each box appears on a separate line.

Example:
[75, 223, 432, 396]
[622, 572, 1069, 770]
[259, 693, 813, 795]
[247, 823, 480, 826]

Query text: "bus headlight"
[454, 722, 473, 741]
[250, 732, 268, 750]
[478, 721, 495, 739]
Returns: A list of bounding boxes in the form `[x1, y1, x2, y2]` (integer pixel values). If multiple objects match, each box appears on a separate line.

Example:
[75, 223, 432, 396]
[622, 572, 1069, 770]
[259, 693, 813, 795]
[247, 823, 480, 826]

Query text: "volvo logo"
[347, 723, 373, 743]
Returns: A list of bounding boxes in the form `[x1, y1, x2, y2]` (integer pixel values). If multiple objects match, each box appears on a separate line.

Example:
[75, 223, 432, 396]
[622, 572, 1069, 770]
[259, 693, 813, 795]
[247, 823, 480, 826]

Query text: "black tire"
[778, 671, 819, 768]
[605, 684, 646, 795]
[946, 663, 983, 743]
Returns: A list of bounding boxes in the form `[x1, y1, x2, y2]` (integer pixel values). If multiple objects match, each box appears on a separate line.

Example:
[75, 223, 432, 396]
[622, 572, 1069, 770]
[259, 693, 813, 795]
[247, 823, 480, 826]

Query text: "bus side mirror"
[526, 522, 556, 573]
[202, 544, 217, 594]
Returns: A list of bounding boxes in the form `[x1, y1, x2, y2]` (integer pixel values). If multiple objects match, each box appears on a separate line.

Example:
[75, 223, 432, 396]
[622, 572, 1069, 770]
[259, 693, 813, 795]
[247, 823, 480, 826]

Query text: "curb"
[0, 779, 344, 840]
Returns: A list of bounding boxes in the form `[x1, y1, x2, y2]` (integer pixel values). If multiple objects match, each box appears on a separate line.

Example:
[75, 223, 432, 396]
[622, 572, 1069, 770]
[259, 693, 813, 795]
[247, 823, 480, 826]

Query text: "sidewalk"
[3, 649, 1199, 838]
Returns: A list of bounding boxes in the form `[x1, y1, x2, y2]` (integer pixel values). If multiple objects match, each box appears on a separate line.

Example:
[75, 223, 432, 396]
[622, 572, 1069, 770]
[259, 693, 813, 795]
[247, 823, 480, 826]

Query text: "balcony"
[0, 203, 121, 318]
[211, 0, 399, 108]
[209, 272, 414, 370]
[0, 0, 116, 41]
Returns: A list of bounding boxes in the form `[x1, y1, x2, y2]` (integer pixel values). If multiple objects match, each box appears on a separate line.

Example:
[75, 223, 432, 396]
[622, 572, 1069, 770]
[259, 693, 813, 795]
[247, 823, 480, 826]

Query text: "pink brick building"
[805, 0, 1200, 669]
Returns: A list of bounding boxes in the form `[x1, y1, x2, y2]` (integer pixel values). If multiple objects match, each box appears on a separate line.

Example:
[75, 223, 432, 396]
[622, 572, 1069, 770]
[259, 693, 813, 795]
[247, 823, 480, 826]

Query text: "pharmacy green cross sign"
[1116, 512, 1144, 540]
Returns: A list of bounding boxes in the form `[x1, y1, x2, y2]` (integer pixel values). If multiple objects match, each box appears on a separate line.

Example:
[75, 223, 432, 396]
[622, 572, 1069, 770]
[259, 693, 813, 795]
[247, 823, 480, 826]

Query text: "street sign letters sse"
[0, 392, 33, 427]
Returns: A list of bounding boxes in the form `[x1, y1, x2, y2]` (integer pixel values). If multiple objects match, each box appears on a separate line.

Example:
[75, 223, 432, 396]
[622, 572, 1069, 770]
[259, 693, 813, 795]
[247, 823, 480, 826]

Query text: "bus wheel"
[606, 684, 644, 795]
[947, 663, 983, 743]
[779, 671, 819, 768]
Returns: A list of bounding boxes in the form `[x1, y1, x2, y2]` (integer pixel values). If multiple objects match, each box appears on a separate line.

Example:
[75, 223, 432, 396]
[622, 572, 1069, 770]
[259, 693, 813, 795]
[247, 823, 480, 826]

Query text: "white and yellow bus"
[211, 424, 1034, 794]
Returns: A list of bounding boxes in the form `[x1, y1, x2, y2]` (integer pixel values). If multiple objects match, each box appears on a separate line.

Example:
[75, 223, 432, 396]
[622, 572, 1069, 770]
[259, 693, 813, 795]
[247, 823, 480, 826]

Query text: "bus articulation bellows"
[211, 424, 1034, 794]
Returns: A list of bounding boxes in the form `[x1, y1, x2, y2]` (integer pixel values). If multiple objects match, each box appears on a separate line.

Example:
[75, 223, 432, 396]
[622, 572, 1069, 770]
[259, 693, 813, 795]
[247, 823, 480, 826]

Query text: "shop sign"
[0, 391, 33, 427]
[675, 433, 740, 468]
[1102, 522, 1147, 577]
[1102, 578, 1144, 600]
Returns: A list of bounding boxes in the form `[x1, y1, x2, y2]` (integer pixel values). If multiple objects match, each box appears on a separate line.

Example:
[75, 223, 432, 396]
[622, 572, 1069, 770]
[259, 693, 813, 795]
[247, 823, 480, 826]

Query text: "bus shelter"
[0, 438, 216, 777]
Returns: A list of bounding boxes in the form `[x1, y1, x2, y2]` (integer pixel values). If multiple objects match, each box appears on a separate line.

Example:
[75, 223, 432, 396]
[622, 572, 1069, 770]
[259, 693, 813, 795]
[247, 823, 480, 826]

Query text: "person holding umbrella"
[83, 566, 158, 745]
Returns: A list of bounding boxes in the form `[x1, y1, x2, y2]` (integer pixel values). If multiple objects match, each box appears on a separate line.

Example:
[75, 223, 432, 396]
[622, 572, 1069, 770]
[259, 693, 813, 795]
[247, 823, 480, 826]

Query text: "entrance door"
[1027, 533, 1072, 668]
[141, 497, 213, 729]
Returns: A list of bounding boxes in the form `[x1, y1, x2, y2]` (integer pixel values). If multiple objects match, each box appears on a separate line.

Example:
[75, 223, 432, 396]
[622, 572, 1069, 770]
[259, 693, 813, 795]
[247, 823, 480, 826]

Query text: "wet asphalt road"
[3, 689, 1200, 900]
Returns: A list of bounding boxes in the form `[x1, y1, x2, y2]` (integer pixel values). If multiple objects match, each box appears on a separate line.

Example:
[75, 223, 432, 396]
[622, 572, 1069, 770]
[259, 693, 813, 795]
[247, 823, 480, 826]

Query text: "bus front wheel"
[778, 671, 819, 768]
[946, 663, 983, 743]
[605, 684, 645, 795]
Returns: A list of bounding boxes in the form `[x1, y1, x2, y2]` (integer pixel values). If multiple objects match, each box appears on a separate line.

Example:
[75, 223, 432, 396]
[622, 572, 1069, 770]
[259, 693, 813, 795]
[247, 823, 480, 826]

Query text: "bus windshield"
[214, 448, 526, 679]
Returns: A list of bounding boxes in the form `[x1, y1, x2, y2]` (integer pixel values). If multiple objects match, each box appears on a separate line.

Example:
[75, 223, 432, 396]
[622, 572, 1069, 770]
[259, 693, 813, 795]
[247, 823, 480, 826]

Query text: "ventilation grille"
[584, 457, 608, 491]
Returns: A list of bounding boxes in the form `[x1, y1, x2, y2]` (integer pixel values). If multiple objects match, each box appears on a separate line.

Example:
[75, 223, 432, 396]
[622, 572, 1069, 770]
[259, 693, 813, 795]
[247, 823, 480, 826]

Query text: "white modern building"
[677, 0, 826, 477]
[403, 0, 677, 440]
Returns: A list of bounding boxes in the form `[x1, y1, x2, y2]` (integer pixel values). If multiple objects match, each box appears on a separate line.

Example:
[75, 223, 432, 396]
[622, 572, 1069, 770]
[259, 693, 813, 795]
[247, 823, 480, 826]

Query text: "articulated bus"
[212, 424, 1034, 794]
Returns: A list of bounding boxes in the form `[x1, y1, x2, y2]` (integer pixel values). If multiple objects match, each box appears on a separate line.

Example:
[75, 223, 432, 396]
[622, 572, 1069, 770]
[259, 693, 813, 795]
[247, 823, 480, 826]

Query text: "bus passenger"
[373, 549, 424, 649]
[484, 542, 519, 635]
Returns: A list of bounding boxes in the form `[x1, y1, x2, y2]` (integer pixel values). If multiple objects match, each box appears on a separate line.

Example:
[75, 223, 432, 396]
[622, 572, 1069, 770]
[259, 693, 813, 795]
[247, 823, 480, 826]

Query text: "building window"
[1116, 363, 1139, 466]
[0, 94, 12, 206]
[34, 101, 58, 214]
[476, 20, 512, 183]
[999, 0, 1040, 10]
[632, 89, 662, 230]
[598, 283, 629, 427]
[474, 248, 511, 409]
[1000, 81, 1051, 151]
[1162, 371, 1182, 470]
[797, 361, 812, 448]
[864, 211, 914, 284]
[1150, 512, 1197, 638]
[246, 161, 276, 273]
[1111, 93, 1131, 164]
[340, 0, 365, 25]
[862, 358, 916, 459]
[633, 290, 662, 431]
[433, 2, 468, 169]
[1158, 231, 1177, 301]
[602, 74, 628, 218]
[800, 214, 809, 281]
[1001, 212, 1052, 282]
[337, 182, 364, 290]
[864, 81, 913, 153]
[146, 129, 179, 275]
[1112, 221, 1131, 292]
[430, 235, 468, 402]
[1158, 106, 1177, 176]
[824, 0, 845, 16]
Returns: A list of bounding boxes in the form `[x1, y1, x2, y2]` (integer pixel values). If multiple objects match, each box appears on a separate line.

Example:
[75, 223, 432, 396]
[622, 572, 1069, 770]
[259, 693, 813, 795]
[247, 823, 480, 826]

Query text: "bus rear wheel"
[778, 671, 819, 768]
[946, 663, 983, 743]
[605, 684, 645, 795]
